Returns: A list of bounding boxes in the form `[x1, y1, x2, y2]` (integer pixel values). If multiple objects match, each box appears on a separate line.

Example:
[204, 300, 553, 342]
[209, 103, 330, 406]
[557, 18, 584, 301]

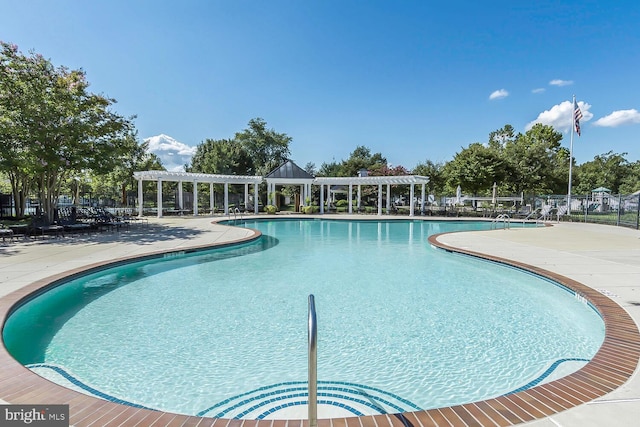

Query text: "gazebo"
[264, 160, 315, 210]
[132, 170, 262, 217]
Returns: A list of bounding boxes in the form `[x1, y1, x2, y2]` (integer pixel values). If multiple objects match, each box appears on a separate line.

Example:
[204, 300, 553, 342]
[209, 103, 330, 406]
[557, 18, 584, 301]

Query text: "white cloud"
[593, 109, 640, 127]
[532, 88, 545, 94]
[549, 79, 574, 87]
[525, 100, 593, 132]
[144, 134, 197, 172]
[489, 89, 509, 100]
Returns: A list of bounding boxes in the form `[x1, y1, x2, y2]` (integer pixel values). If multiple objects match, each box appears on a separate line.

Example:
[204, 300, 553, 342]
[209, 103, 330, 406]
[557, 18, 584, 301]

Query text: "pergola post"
[348, 184, 353, 214]
[137, 178, 144, 217]
[224, 183, 229, 215]
[421, 183, 426, 214]
[178, 181, 184, 210]
[320, 184, 325, 214]
[193, 181, 199, 216]
[377, 184, 383, 216]
[409, 184, 415, 217]
[386, 184, 391, 215]
[357, 185, 361, 212]
[210, 183, 214, 216]
[253, 183, 259, 214]
[157, 179, 163, 218]
[244, 184, 249, 211]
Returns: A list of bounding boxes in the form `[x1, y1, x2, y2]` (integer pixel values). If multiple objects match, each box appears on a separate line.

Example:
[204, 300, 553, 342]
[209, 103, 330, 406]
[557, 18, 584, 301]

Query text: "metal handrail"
[228, 207, 243, 222]
[491, 213, 510, 229]
[308, 295, 318, 427]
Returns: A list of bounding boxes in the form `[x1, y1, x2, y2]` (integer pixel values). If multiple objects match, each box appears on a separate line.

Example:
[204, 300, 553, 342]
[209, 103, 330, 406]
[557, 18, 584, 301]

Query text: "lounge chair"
[0, 226, 14, 242]
[31, 217, 65, 239]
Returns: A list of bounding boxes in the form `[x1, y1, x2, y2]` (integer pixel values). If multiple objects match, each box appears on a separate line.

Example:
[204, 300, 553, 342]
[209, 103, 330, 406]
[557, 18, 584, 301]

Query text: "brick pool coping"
[1, 226, 639, 427]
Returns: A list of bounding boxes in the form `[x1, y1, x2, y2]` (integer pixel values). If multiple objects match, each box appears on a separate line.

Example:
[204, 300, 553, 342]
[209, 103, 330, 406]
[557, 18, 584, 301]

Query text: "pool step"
[197, 381, 423, 420]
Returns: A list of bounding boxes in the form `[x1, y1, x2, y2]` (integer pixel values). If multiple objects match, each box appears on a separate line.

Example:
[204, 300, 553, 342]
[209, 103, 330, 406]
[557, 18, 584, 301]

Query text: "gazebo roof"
[265, 160, 315, 180]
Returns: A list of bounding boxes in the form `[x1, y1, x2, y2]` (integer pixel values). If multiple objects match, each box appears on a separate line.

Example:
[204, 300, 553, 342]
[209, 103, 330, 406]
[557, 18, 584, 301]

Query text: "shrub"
[336, 199, 349, 207]
[303, 206, 319, 214]
[264, 205, 277, 214]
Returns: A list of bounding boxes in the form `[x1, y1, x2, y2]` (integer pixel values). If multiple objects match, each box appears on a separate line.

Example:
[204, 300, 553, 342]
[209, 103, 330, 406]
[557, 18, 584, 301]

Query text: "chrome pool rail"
[491, 213, 511, 229]
[308, 294, 318, 427]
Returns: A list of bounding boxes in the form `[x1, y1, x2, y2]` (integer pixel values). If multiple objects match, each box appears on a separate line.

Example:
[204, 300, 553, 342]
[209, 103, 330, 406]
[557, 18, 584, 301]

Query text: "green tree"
[316, 160, 342, 177]
[0, 42, 134, 221]
[234, 118, 291, 176]
[412, 160, 445, 195]
[304, 162, 317, 176]
[187, 138, 253, 175]
[341, 146, 387, 177]
[501, 124, 566, 195]
[91, 133, 164, 206]
[619, 160, 640, 194]
[445, 143, 505, 196]
[574, 151, 630, 195]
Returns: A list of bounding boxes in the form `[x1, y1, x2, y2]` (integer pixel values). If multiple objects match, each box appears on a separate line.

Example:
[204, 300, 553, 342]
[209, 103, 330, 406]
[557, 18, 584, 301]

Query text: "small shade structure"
[314, 175, 430, 216]
[264, 160, 315, 210]
[133, 170, 262, 217]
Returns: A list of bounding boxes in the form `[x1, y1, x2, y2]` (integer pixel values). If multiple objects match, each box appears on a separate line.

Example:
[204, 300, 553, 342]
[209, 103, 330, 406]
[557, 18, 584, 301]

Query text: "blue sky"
[2, 0, 640, 172]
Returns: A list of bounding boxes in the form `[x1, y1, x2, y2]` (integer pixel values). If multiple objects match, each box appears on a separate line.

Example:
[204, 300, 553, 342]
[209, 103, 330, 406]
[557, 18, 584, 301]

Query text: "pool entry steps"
[196, 381, 424, 419]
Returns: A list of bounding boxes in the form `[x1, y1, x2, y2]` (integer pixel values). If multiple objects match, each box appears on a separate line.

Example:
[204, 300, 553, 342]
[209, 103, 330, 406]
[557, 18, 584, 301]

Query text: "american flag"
[574, 100, 583, 136]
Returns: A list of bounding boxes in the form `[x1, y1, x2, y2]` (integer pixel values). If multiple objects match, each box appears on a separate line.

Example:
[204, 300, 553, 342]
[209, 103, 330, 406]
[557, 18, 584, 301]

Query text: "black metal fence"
[534, 192, 640, 230]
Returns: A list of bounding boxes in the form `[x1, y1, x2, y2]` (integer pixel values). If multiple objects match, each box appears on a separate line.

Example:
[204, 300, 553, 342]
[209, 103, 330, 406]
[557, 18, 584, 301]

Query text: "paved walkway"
[0, 217, 255, 299]
[1, 217, 639, 426]
[435, 221, 640, 427]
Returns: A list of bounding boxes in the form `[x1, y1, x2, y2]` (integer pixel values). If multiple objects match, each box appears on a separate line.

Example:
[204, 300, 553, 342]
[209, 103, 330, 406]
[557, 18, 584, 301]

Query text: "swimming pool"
[3, 219, 604, 420]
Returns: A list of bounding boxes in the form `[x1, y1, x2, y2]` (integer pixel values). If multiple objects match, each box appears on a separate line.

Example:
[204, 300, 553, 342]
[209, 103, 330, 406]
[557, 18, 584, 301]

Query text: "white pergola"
[133, 171, 263, 217]
[314, 175, 430, 216]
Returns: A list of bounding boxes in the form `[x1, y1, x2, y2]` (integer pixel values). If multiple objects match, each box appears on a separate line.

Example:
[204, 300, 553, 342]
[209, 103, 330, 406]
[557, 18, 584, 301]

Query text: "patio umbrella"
[492, 182, 497, 205]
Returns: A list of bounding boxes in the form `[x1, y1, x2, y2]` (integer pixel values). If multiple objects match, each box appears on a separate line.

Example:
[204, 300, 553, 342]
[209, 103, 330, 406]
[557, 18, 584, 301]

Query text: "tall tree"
[501, 123, 565, 195]
[92, 133, 163, 206]
[0, 42, 134, 221]
[445, 143, 505, 196]
[316, 160, 342, 177]
[574, 151, 630, 194]
[234, 118, 291, 176]
[619, 160, 640, 194]
[188, 138, 253, 175]
[342, 145, 387, 177]
[412, 160, 445, 195]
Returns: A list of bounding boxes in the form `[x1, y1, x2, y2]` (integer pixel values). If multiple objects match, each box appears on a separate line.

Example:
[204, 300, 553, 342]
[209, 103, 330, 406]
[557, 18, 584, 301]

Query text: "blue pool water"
[3, 220, 604, 419]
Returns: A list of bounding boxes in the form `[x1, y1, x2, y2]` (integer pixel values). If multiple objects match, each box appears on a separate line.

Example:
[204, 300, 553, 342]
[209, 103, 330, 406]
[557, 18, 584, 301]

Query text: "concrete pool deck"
[0, 216, 639, 426]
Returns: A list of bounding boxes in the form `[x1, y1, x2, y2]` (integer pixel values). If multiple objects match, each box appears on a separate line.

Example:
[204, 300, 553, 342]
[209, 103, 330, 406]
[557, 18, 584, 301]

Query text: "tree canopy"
[0, 42, 135, 220]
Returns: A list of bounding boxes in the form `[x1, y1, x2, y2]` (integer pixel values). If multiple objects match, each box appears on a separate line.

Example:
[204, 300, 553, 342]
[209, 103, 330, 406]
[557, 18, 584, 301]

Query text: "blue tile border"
[504, 358, 590, 395]
[26, 363, 154, 410]
[28, 358, 588, 421]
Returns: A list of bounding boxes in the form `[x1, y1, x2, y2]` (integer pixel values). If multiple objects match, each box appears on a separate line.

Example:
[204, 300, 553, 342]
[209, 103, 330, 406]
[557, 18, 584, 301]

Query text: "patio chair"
[0, 226, 15, 242]
[31, 216, 65, 239]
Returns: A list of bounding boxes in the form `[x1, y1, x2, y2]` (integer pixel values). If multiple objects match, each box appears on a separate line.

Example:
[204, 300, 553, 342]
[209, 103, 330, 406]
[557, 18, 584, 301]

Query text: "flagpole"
[567, 95, 576, 215]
